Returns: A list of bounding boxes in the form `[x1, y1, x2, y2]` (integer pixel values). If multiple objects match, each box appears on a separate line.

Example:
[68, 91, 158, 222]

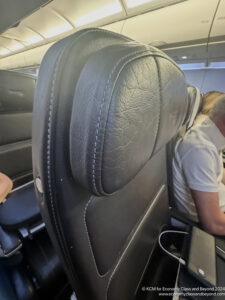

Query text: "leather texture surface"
[0, 70, 35, 184]
[70, 43, 188, 195]
[32, 28, 188, 300]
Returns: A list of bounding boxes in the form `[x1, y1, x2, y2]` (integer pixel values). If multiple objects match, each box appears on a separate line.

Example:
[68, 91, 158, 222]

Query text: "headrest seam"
[148, 56, 162, 160]
[92, 48, 152, 195]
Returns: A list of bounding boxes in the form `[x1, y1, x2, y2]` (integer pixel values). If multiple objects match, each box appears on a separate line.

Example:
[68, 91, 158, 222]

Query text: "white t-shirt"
[173, 117, 225, 218]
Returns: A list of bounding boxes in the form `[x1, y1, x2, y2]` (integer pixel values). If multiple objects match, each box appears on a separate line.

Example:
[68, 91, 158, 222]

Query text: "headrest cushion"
[70, 32, 188, 196]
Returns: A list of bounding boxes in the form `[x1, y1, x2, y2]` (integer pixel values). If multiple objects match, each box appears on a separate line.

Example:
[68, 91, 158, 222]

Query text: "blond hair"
[210, 94, 225, 118]
[194, 91, 225, 125]
[201, 91, 224, 115]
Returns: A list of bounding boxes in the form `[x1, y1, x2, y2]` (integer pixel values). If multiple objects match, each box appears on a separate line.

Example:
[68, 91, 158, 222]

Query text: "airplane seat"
[0, 70, 69, 300]
[0, 70, 35, 186]
[0, 70, 41, 237]
[32, 28, 189, 300]
[167, 86, 202, 226]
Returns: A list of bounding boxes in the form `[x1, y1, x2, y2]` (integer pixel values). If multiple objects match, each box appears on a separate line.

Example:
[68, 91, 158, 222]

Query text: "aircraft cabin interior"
[0, 0, 225, 299]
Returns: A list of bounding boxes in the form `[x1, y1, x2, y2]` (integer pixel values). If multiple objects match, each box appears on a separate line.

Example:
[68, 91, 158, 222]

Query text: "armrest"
[0, 181, 41, 229]
[170, 208, 199, 228]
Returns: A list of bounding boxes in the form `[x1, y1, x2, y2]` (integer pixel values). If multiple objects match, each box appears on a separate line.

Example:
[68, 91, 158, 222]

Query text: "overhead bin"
[208, 41, 225, 63]
[0, 0, 52, 34]
[161, 44, 208, 65]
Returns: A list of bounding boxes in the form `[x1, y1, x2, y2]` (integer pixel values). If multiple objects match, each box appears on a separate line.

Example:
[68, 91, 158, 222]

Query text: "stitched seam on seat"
[105, 56, 164, 299]
[148, 56, 162, 159]
[142, 44, 184, 75]
[46, 47, 65, 260]
[93, 27, 132, 42]
[86, 51, 158, 279]
[45, 28, 132, 283]
[44, 29, 138, 290]
[92, 49, 156, 195]
[84, 187, 162, 279]
[83, 196, 108, 278]
[86, 51, 161, 278]
[105, 185, 166, 300]
[100, 52, 162, 194]
[91, 51, 142, 195]
[44, 29, 170, 294]
[46, 29, 109, 281]
[92, 51, 172, 196]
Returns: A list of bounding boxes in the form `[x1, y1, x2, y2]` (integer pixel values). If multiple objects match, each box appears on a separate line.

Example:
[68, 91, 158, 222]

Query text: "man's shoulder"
[177, 129, 217, 159]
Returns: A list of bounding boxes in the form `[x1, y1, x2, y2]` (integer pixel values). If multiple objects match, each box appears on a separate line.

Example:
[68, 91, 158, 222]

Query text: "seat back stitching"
[45, 27, 130, 284]
[92, 48, 158, 195]
[86, 51, 162, 278]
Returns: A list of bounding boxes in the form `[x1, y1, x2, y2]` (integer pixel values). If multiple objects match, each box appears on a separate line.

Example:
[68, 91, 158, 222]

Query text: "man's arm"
[191, 189, 225, 235]
[0, 173, 13, 203]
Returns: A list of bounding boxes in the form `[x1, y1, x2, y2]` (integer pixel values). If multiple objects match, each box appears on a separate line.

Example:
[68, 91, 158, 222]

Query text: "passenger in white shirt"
[173, 94, 225, 235]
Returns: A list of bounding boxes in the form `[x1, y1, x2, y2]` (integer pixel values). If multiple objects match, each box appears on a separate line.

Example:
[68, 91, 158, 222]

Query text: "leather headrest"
[69, 31, 188, 196]
[0, 70, 36, 112]
[186, 86, 202, 129]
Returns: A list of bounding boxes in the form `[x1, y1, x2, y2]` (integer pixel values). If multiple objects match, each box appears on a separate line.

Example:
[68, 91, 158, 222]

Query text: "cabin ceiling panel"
[0, 35, 26, 54]
[102, 20, 125, 34]
[47, 0, 126, 28]
[0, 0, 126, 58]
[1, 25, 46, 47]
[122, 0, 217, 44]
[122, 0, 186, 16]
[21, 8, 73, 38]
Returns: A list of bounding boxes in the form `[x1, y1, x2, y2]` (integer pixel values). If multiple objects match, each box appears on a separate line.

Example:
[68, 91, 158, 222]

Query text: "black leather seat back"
[32, 28, 188, 300]
[0, 70, 36, 186]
